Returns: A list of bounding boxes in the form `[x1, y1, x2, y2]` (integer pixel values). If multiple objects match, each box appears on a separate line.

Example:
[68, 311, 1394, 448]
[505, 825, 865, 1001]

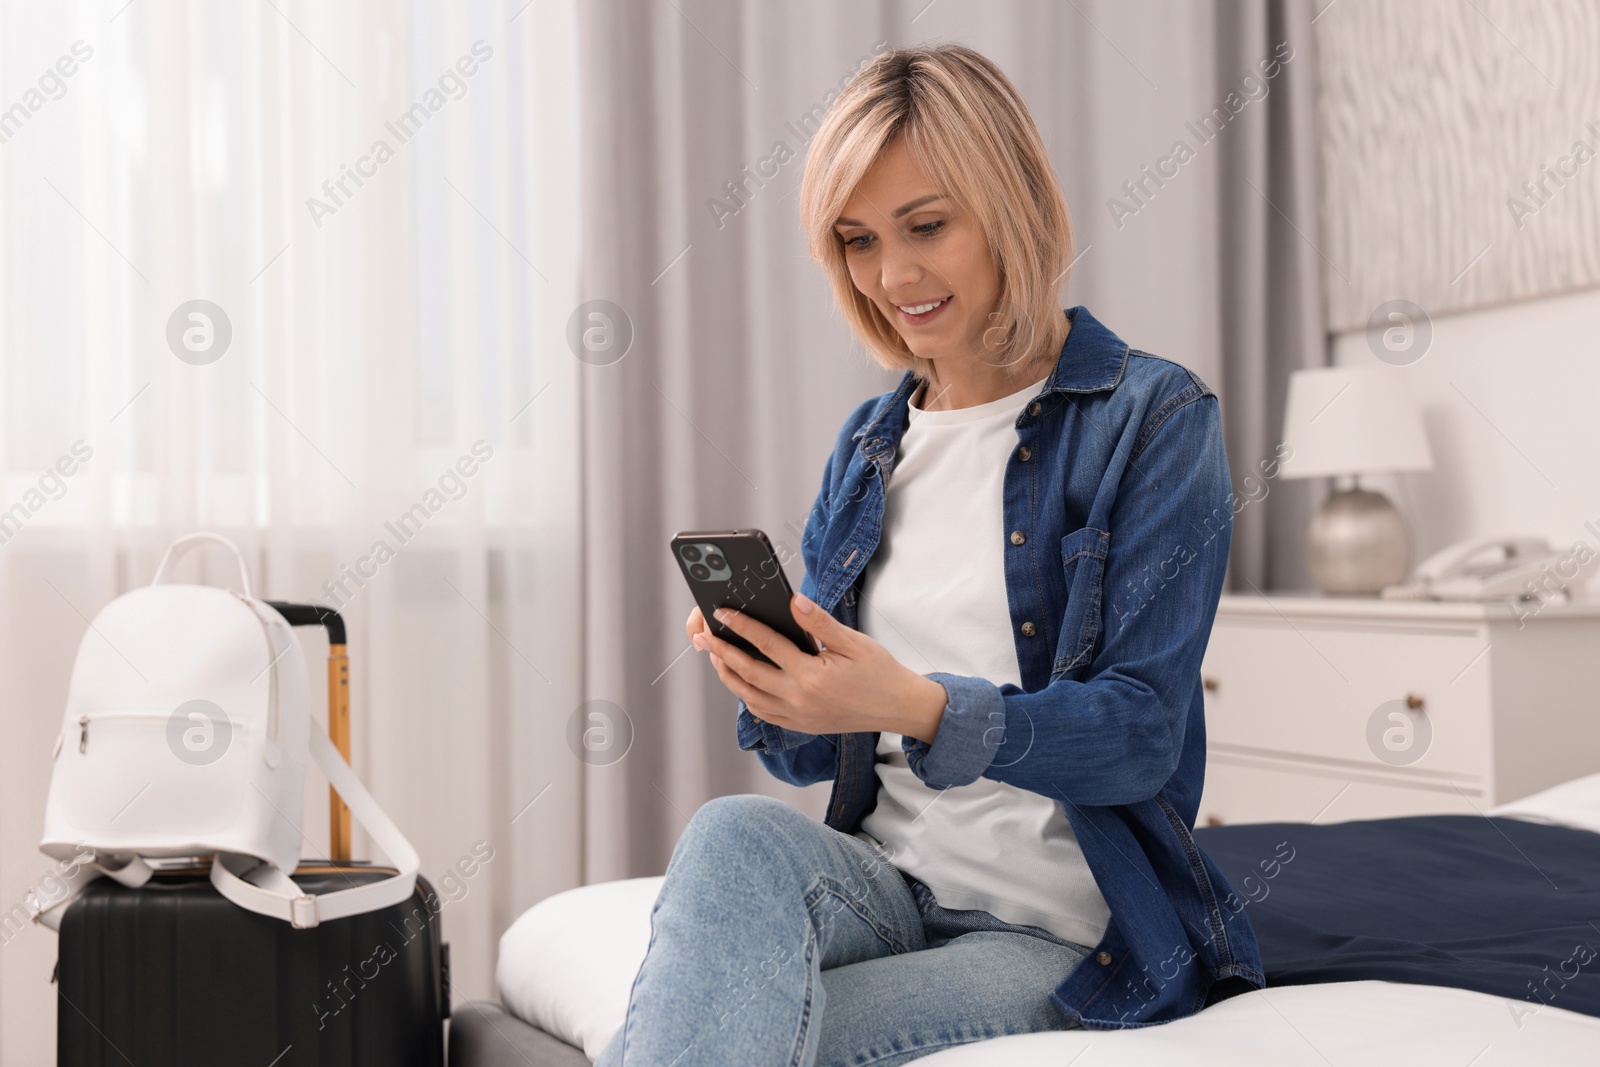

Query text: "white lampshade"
[1278, 366, 1433, 479]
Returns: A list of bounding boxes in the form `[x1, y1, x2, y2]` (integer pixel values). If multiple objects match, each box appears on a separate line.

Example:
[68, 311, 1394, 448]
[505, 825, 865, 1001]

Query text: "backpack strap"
[209, 726, 420, 927]
[33, 736, 419, 932]
[29, 852, 152, 932]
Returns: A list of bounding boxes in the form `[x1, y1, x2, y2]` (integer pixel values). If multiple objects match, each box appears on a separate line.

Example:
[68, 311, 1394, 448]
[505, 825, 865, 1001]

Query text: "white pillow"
[495, 875, 665, 1060]
[1488, 772, 1600, 835]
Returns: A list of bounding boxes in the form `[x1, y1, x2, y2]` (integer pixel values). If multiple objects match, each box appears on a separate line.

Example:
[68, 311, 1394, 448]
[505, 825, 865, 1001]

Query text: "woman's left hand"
[693, 592, 948, 743]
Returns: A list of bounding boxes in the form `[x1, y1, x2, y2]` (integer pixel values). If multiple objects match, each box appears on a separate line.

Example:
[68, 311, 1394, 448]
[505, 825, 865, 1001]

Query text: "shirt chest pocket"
[1051, 526, 1110, 679]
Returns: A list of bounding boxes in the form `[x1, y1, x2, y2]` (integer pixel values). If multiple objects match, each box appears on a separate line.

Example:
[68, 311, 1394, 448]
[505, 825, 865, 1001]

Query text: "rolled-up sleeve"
[900, 673, 999, 788]
[735, 697, 822, 752]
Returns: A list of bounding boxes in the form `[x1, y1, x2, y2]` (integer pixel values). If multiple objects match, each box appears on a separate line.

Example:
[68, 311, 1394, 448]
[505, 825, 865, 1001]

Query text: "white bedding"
[1486, 771, 1600, 834]
[495, 773, 1600, 1064]
[917, 979, 1600, 1065]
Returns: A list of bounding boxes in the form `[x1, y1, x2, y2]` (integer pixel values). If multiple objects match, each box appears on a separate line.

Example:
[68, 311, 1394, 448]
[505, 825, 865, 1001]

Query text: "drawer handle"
[1406, 693, 1426, 712]
[1202, 676, 1219, 693]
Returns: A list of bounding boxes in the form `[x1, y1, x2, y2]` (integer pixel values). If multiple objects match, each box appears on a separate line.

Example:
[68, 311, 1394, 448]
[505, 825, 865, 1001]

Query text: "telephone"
[1381, 536, 1580, 602]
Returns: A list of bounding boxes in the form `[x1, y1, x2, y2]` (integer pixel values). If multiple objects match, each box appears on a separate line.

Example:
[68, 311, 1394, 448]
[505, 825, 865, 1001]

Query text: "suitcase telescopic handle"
[266, 601, 353, 862]
[264, 601, 346, 644]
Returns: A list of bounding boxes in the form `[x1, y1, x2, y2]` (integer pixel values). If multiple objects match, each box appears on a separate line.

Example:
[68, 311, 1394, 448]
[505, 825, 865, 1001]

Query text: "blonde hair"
[798, 44, 1074, 380]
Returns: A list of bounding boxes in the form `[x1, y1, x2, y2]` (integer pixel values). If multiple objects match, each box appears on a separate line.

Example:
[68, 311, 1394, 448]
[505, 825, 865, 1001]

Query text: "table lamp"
[1279, 366, 1434, 595]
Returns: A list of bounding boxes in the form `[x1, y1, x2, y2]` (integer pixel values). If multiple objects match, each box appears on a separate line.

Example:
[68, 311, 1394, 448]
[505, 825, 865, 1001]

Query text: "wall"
[1330, 286, 1600, 580]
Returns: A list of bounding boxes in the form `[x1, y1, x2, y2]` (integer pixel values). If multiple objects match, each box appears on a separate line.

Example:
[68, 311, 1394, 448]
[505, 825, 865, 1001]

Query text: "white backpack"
[36, 533, 418, 929]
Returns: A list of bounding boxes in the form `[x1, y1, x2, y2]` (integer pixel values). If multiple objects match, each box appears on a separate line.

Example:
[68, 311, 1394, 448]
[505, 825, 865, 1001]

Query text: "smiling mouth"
[894, 296, 952, 322]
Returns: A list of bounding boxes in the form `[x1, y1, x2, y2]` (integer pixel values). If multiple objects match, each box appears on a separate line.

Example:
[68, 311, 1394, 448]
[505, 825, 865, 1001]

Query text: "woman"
[595, 44, 1263, 1067]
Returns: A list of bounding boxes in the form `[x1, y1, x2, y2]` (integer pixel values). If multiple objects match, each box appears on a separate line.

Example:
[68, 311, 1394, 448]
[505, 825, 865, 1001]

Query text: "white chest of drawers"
[1196, 593, 1600, 826]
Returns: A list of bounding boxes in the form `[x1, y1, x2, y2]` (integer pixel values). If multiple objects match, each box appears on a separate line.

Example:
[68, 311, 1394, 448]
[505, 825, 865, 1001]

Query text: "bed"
[450, 774, 1600, 1066]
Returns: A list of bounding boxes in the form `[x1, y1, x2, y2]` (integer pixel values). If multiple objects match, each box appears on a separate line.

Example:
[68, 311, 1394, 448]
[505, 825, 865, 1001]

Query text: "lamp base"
[1307, 487, 1411, 595]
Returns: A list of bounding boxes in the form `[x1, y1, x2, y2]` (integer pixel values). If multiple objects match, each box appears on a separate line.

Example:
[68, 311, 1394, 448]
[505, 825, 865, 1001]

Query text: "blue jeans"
[592, 794, 1088, 1067]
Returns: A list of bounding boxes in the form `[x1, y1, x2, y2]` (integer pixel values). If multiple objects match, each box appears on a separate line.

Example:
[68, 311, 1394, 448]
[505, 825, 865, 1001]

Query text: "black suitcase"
[57, 866, 448, 1066]
[53, 602, 448, 1066]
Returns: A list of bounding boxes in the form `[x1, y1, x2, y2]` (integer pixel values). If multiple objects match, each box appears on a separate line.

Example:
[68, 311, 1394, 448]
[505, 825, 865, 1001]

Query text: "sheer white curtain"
[0, 2, 581, 1060]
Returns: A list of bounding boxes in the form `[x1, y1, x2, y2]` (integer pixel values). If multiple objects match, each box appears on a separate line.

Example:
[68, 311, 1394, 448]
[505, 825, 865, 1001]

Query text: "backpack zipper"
[75, 710, 189, 755]
[72, 593, 282, 759]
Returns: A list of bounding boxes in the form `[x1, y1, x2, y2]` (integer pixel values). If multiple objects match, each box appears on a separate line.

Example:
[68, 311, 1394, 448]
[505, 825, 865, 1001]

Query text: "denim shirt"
[734, 305, 1266, 1028]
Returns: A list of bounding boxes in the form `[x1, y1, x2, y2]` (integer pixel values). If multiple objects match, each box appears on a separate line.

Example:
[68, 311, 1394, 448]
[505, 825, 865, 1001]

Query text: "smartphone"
[671, 529, 821, 667]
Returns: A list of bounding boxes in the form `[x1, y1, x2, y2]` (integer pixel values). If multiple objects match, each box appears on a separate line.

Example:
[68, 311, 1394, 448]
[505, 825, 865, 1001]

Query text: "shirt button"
[1020, 621, 1037, 637]
[1096, 951, 1112, 966]
[1010, 530, 1026, 546]
[1028, 402, 1042, 417]
[1017, 445, 1031, 461]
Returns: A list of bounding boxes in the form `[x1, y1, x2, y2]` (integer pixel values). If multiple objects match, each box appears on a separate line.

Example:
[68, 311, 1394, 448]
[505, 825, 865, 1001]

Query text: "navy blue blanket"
[1195, 815, 1600, 1019]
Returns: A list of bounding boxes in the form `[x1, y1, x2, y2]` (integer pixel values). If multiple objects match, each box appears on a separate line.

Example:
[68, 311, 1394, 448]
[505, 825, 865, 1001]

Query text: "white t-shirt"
[853, 373, 1112, 949]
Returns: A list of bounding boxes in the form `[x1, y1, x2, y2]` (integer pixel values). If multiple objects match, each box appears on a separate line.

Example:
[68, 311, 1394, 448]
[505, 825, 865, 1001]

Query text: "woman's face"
[833, 136, 999, 368]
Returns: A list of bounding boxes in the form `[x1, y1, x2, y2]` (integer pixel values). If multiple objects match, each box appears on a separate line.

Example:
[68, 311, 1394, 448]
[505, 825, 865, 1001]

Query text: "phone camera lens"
[681, 545, 703, 562]
[690, 563, 711, 580]
[704, 553, 725, 570]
